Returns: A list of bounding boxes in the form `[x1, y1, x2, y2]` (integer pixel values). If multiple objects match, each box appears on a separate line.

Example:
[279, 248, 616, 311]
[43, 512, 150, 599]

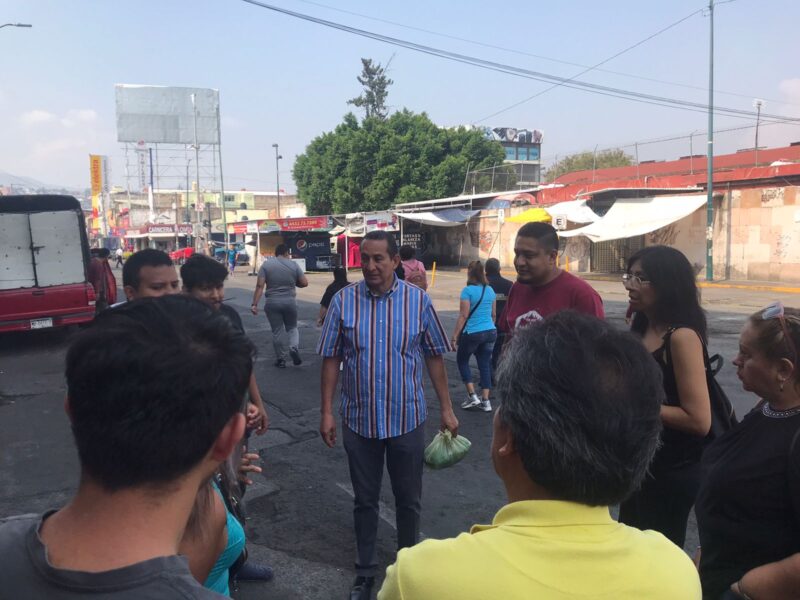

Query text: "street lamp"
[753, 99, 764, 166]
[0, 23, 32, 29]
[272, 143, 282, 218]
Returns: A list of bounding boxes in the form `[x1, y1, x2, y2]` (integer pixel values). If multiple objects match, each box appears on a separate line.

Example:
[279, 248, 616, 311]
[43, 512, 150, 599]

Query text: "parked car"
[0, 195, 96, 333]
[169, 247, 195, 264]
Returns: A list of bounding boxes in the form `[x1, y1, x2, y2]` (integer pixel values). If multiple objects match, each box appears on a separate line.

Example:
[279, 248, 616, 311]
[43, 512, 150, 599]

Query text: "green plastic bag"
[424, 430, 471, 469]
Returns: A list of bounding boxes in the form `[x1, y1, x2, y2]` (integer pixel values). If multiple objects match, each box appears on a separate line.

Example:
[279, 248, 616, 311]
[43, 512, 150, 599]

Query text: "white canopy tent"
[544, 199, 600, 224]
[394, 209, 479, 227]
[558, 195, 707, 243]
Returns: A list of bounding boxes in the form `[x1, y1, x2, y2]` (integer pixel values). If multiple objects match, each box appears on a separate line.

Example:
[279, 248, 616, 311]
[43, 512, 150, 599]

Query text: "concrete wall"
[465, 183, 800, 283]
[718, 186, 800, 282]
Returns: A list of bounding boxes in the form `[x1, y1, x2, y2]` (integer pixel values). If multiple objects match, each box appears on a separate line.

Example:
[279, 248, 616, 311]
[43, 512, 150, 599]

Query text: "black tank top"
[650, 328, 706, 472]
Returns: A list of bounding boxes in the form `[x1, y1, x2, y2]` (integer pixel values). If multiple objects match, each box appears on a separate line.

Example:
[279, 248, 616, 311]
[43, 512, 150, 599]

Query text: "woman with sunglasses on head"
[618, 245, 712, 548]
[695, 303, 800, 600]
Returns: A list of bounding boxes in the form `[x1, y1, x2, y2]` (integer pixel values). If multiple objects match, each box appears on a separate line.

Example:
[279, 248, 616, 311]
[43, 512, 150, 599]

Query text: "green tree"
[348, 58, 393, 120]
[545, 149, 633, 182]
[293, 110, 505, 215]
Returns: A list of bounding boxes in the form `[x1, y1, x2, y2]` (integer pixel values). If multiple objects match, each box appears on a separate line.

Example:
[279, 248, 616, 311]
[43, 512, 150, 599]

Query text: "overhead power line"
[291, 0, 798, 108]
[241, 0, 800, 125]
[475, 7, 704, 123]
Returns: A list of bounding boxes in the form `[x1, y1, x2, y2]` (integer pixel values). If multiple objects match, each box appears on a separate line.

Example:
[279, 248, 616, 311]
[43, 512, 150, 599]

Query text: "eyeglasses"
[762, 301, 798, 367]
[621, 273, 651, 289]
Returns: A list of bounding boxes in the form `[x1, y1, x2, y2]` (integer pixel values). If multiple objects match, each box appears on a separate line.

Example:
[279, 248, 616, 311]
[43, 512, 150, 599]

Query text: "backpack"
[664, 327, 737, 443]
[403, 260, 427, 290]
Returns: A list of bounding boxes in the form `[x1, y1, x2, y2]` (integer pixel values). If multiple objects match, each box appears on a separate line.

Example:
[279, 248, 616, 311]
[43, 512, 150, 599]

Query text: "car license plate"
[30, 318, 53, 330]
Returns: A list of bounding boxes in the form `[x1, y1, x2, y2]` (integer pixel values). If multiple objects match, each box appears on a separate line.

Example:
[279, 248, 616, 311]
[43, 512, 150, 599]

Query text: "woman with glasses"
[618, 245, 712, 548]
[695, 303, 800, 599]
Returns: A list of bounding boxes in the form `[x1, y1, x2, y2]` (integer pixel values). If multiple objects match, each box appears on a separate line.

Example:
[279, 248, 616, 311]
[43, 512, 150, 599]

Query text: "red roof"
[554, 144, 800, 186]
[531, 144, 800, 205]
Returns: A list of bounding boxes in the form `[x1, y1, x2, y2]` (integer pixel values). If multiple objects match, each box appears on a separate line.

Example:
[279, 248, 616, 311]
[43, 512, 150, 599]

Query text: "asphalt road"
[1, 266, 797, 599]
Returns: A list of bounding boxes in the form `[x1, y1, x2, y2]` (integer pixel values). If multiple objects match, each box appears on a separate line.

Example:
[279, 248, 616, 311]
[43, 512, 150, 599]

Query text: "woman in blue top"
[451, 260, 497, 412]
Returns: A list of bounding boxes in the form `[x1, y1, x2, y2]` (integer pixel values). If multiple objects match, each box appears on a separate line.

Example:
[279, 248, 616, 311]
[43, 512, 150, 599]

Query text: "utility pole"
[705, 0, 715, 282]
[217, 102, 229, 247]
[272, 143, 282, 218]
[191, 94, 204, 253]
[185, 158, 192, 223]
[754, 99, 764, 166]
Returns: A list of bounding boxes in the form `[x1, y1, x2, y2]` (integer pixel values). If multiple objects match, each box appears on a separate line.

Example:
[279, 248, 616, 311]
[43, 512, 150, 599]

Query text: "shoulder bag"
[455, 285, 486, 345]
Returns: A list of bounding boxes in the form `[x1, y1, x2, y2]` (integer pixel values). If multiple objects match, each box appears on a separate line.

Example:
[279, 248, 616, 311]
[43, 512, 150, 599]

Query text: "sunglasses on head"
[762, 301, 798, 368]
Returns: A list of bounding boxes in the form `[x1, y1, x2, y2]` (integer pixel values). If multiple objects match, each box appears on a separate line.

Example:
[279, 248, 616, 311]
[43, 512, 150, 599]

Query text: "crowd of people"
[1, 223, 799, 600]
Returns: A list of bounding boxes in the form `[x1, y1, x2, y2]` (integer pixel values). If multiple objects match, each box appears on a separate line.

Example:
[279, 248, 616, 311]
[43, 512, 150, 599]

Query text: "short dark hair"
[122, 249, 174, 290]
[495, 311, 663, 506]
[181, 254, 228, 290]
[399, 245, 415, 260]
[97, 247, 111, 259]
[628, 245, 707, 343]
[65, 295, 254, 491]
[485, 258, 501, 276]
[362, 230, 398, 257]
[517, 222, 559, 252]
[275, 244, 289, 256]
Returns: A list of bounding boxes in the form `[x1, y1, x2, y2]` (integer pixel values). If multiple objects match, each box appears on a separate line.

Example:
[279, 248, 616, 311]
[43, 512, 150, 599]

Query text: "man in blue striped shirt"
[318, 231, 459, 600]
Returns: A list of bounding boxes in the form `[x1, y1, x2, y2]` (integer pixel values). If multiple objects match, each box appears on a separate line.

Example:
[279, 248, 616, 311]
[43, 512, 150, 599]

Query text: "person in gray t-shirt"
[0, 513, 223, 599]
[0, 296, 254, 599]
[250, 243, 309, 368]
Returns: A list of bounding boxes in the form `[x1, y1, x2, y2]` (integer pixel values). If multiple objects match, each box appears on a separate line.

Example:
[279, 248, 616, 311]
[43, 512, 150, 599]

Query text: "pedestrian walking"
[87, 248, 117, 311]
[399, 245, 427, 290]
[696, 303, 800, 599]
[251, 244, 308, 368]
[114, 246, 124, 268]
[317, 267, 349, 327]
[317, 230, 459, 600]
[618, 245, 711, 549]
[227, 245, 237, 277]
[498, 222, 603, 339]
[451, 260, 497, 412]
[484, 258, 512, 376]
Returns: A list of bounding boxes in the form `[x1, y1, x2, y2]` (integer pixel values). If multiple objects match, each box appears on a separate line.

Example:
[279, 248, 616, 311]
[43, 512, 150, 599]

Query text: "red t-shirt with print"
[498, 270, 604, 333]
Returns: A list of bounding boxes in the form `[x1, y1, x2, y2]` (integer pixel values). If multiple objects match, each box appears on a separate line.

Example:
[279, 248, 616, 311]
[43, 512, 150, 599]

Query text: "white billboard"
[115, 84, 219, 144]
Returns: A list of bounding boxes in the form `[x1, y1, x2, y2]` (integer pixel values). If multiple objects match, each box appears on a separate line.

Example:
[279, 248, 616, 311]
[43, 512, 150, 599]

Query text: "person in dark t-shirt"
[484, 258, 512, 375]
[0, 296, 253, 598]
[181, 254, 268, 434]
[696, 303, 800, 599]
[317, 267, 350, 326]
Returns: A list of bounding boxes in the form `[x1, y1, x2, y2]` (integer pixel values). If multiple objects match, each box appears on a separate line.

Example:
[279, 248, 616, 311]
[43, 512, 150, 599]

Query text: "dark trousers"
[342, 422, 425, 577]
[618, 461, 701, 549]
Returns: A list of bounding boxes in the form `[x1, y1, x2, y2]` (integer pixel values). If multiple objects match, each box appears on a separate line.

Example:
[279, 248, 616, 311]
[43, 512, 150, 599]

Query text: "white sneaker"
[461, 393, 481, 409]
[479, 399, 493, 412]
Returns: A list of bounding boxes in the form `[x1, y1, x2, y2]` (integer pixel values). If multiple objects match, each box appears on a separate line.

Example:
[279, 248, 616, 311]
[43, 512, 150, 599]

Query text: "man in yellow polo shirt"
[378, 312, 701, 600]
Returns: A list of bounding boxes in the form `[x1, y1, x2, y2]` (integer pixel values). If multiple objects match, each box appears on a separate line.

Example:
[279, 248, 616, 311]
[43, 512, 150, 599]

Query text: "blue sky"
[2, 0, 799, 191]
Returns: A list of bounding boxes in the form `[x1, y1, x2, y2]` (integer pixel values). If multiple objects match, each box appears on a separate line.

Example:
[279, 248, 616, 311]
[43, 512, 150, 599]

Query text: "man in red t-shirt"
[499, 222, 604, 335]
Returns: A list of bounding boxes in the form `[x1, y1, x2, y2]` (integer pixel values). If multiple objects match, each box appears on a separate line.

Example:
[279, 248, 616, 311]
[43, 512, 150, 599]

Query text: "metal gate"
[590, 236, 644, 273]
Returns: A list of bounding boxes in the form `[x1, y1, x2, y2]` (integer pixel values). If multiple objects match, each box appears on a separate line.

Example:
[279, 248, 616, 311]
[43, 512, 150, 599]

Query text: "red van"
[0, 195, 96, 333]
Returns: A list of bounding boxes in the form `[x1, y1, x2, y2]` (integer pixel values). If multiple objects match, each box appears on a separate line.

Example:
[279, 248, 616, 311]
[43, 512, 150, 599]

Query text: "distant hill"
[0, 169, 82, 194]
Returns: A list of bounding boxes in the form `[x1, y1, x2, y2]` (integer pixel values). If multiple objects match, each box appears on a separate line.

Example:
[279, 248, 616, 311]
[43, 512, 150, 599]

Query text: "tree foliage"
[347, 58, 393, 120]
[293, 110, 506, 215]
[545, 149, 633, 182]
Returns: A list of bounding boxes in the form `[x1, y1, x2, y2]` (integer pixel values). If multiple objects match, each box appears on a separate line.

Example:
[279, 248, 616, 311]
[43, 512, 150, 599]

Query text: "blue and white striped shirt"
[317, 277, 452, 439]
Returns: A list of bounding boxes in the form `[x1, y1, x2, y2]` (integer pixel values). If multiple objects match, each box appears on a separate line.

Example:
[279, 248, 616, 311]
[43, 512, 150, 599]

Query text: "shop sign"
[276, 216, 332, 231]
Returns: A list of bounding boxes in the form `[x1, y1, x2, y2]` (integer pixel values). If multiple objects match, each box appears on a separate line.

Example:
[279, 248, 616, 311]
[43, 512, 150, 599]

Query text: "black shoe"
[289, 347, 302, 366]
[350, 576, 374, 600]
[236, 561, 274, 581]
[274, 358, 286, 368]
